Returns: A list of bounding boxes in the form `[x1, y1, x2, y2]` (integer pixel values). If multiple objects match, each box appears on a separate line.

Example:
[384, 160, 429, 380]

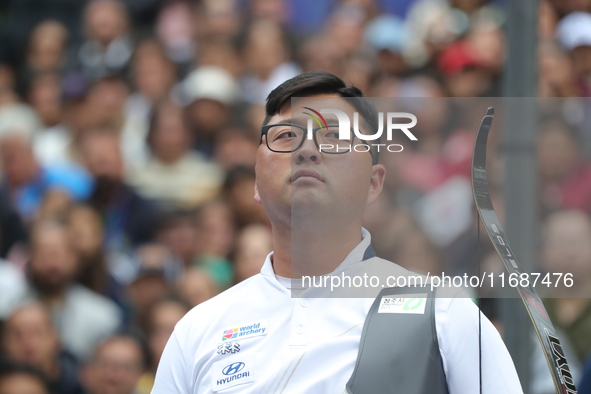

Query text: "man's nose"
[294, 138, 321, 164]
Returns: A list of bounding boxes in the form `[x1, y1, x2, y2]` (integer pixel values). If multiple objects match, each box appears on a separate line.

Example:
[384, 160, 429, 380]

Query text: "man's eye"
[276, 131, 297, 139]
[324, 127, 340, 138]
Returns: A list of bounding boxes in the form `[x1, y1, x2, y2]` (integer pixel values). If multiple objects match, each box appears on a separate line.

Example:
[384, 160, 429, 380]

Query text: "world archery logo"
[222, 328, 238, 341]
[220, 321, 268, 342]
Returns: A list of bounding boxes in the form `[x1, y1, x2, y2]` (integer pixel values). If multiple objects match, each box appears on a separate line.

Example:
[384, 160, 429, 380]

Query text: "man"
[80, 126, 161, 267]
[2, 302, 84, 394]
[21, 219, 122, 361]
[152, 71, 523, 393]
[0, 361, 50, 394]
[540, 210, 591, 362]
[0, 131, 92, 222]
[83, 334, 147, 394]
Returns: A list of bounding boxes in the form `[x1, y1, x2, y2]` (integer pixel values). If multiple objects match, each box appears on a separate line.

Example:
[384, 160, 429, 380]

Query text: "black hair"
[0, 360, 50, 393]
[263, 71, 380, 164]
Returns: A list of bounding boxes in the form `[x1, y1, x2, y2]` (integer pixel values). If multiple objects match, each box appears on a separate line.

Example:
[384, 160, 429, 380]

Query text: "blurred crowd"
[0, 0, 591, 393]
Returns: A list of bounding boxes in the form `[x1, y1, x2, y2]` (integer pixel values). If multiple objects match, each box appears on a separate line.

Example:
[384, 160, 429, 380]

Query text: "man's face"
[0, 135, 38, 187]
[84, 0, 127, 45]
[81, 133, 124, 181]
[148, 302, 187, 366]
[29, 226, 78, 295]
[84, 338, 144, 394]
[254, 94, 385, 226]
[2, 305, 59, 369]
[0, 373, 48, 394]
[541, 211, 591, 280]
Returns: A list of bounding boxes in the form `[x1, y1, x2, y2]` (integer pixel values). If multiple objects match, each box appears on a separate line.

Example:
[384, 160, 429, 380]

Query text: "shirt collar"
[260, 228, 373, 283]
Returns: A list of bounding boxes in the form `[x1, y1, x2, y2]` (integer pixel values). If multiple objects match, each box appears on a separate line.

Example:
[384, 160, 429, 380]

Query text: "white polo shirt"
[152, 230, 523, 394]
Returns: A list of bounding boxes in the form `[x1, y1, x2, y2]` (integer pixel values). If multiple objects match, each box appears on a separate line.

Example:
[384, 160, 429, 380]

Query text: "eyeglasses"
[260, 124, 374, 160]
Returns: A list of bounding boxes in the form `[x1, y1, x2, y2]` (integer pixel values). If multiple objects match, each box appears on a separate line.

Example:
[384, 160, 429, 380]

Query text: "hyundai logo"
[222, 362, 245, 375]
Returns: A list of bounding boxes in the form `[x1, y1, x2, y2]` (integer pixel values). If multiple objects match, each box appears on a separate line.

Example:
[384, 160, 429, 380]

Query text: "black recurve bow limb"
[471, 107, 577, 394]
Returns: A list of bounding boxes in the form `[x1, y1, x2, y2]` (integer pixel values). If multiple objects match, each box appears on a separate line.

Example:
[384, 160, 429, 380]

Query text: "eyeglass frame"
[259, 123, 376, 162]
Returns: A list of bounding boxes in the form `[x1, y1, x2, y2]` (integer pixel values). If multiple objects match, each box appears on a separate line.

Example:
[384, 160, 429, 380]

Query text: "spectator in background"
[466, 19, 505, 81]
[213, 127, 258, 171]
[223, 166, 269, 228]
[323, 2, 367, 61]
[86, 74, 128, 141]
[247, 0, 291, 25]
[538, 42, 579, 97]
[437, 39, 496, 97]
[391, 228, 443, 275]
[556, 12, 591, 96]
[404, 0, 503, 71]
[24, 21, 68, 77]
[539, 0, 560, 41]
[126, 39, 177, 133]
[364, 14, 409, 79]
[130, 39, 177, 106]
[176, 267, 219, 308]
[194, 0, 241, 43]
[82, 334, 147, 394]
[541, 210, 591, 362]
[1, 302, 85, 394]
[0, 131, 93, 222]
[21, 219, 122, 361]
[183, 66, 240, 157]
[156, 210, 199, 268]
[196, 39, 243, 78]
[0, 361, 50, 394]
[0, 0, 85, 69]
[155, 0, 195, 68]
[192, 200, 236, 289]
[126, 244, 179, 333]
[80, 126, 161, 255]
[298, 35, 344, 77]
[26, 73, 63, 135]
[231, 223, 272, 284]
[83, 75, 143, 166]
[240, 20, 300, 106]
[382, 96, 467, 195]
[65, 204, 125, 307]
[128, 101, 224, 209]
[34, 72, 93, 166]
[136, 297, 190, 394]
[124, 39, 179, 169]
[538, 119, 591, 214]
[74, 0, 133, 79]
[27, 72, 74, 166]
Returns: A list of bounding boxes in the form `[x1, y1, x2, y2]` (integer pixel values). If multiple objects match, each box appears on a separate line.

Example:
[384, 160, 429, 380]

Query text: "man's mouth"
[291, 168, 324, 182]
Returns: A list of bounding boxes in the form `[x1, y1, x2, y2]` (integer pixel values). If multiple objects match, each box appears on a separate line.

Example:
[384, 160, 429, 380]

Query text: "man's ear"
[367, 164, 386, 206]
[254, 182, 262, 205]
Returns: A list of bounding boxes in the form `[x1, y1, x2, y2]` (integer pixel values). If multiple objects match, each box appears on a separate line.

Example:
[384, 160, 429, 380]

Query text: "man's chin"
[290, 192, 332, 216]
